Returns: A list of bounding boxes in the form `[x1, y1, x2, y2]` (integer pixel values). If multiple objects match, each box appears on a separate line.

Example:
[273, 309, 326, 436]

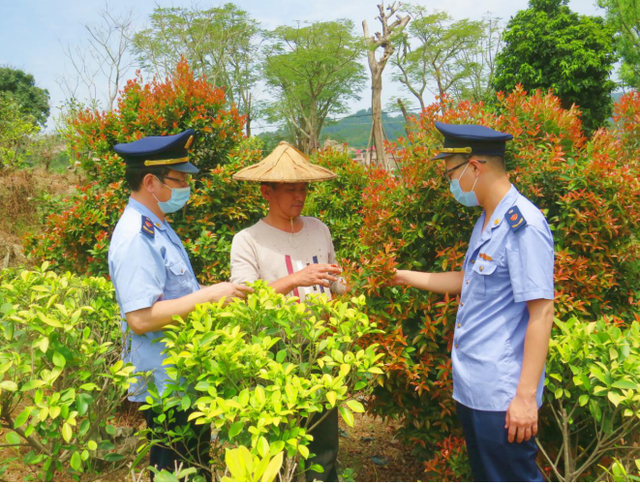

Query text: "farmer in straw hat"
[230, 141, 345, 481]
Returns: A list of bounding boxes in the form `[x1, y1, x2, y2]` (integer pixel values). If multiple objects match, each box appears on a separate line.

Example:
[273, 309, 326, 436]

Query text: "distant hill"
[256, 109, 408, 151]
[320, 109, 406, 148]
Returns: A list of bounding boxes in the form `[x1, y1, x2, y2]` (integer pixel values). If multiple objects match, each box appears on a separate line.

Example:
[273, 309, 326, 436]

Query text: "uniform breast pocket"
[164, 259, 193, 298]
[471, 260, 499, 297]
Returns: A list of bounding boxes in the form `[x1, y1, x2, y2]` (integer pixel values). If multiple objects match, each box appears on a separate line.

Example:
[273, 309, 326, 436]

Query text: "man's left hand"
[505, 393, 538, 443]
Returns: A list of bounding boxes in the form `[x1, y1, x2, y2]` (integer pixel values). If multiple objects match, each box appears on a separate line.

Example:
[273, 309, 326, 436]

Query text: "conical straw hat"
[233, 141, 337, 183]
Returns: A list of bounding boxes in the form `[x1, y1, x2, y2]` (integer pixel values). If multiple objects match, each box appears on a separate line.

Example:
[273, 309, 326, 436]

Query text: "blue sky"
[0, 0, 603, 130]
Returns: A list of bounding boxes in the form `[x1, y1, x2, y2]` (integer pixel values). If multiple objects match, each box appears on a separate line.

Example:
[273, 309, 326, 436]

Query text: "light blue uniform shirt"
[108, 198, 200, 402]
[452, 185, 554, 411]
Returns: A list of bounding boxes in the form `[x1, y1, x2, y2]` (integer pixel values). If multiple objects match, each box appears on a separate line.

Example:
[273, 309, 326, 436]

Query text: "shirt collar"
[487, 184, 519, 230]
[127, 197, 167, 231]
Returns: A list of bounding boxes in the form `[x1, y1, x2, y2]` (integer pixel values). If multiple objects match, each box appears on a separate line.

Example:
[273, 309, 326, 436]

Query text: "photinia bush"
[326, 87, 640, 477]
[25, 60, 265, 282]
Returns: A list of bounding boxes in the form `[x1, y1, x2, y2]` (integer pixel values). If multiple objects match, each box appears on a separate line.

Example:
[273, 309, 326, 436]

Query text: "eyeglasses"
[160, 175, 191, 187]
[443, 160, 469, 182]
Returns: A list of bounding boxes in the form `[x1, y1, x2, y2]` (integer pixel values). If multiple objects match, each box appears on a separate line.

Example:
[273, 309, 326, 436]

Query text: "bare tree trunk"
[370, 72, 385, 165]
[363, 3, 410, 167]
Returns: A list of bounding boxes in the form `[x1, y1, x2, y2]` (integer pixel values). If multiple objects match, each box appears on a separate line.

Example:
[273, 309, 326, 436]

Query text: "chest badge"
[507, 206, 527, 233]
[141, 215, 155, 239]
[479, 253, 493, 261]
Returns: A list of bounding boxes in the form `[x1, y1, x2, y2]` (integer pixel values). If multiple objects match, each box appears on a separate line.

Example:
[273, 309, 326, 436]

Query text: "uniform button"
[457, 323, 461, 328]
[471, 259, 475, 264]
[466, 279, 469, 285]
[479, 266, 484, 272]
[494, 219, 500, 225]
[460, 301, 464, 307]
[455, 344, 459, 349]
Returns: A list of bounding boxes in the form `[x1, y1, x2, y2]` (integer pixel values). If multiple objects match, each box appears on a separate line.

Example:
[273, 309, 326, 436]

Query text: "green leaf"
[103, 453, 125, 462]
[5, 431, 21, 445]
[346, 400, 365, 413]
[20, 379, 44, 392]
[62, 423, 72, 443]
[298, 444, 310, 459]
[0, 381, 18, 392]
[612, 379, 638, 390]
[339, 406, 355, 427]
[70, 451, 83, 472]
[326, 391, 337, 407]
[87, 440, 97, 451]
[578, 395, 589, 407]
[608, 391, 625, 407]
[14, 408, 31, 428]
[229, 421, 244, 439]
[225, 447, 247, 480]
[52, 352, 66, 368]
[262, 451, 284, 482]
[276, 350, 286, 363]
[257, 436, 270, 458]
[367, 366, 384, 375]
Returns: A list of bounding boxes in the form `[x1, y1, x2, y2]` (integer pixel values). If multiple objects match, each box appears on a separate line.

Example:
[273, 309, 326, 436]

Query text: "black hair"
[125, 166, 171, 192]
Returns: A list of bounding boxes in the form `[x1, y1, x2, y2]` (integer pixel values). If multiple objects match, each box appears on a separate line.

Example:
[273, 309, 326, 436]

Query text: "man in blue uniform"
[108, 129, 251, 478]
[391, 123, 555, 481]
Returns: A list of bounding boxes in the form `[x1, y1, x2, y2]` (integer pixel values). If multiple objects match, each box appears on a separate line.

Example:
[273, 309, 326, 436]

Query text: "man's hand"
[505, 393, 538, 443]
[205, 282, 252, 304]
[294, 264, 341, 288]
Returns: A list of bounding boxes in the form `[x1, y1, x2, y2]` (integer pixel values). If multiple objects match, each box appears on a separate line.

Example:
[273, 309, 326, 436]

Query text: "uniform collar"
[127, 197, 167, 231]
[486, 184, 519, 231]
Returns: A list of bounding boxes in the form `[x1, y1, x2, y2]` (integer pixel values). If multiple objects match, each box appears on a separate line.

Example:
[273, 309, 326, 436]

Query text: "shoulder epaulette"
[141, 215, 155, 239]
[507, 205, 527, 233]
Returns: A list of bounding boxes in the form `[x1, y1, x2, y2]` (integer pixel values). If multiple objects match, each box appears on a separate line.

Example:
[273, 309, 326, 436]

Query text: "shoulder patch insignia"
[507, 206, 527, 233]
[141, 215, 155, 239]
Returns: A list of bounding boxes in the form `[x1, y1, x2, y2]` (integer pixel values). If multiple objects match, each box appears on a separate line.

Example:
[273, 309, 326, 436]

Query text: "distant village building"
[322, 138, 398, 170]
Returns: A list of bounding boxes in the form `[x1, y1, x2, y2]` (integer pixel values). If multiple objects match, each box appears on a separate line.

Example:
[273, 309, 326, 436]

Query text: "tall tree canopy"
[493, 0, 617, 133]
[0, 67, 50, 126]
[133, 4, 261, 135]
[598, 0, 640, 88]
[391, 7, 491, 109]
[263, 20, 366, 153]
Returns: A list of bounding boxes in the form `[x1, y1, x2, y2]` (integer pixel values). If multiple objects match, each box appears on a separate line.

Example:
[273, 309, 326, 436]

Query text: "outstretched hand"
[295, 263, 341, 288]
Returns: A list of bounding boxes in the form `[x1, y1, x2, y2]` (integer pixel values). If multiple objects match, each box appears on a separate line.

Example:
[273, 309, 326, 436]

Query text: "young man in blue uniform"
[391, 122, 555, 481]
[108, 129, 251, 478]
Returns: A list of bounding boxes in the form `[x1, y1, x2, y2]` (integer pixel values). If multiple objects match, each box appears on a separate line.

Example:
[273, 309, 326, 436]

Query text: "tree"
[493, 0, 617, 133]
[391, 7, 488, 111]
[263, 20, 366, 153]
[133, 4, 261, 136]
[58, 6, 136, 111]
[0, 67, 50, 126]
[363, 3, 410, 167]
[0, 93, 40, 168]
[598, 0, 640, 88]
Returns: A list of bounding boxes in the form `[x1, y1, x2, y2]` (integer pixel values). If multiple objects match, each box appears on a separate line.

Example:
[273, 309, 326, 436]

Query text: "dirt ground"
[1, 402, 426, 482]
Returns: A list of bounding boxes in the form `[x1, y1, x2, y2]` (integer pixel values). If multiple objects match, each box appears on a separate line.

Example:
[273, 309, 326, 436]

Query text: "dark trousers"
[456, 402, 543, 482]
[144, 408, 212, 481]
[306, 408, 339, 482]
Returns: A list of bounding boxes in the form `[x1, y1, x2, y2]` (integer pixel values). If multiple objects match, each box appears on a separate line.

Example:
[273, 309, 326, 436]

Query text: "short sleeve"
[506, 225, 554, 303]
[230, 231, 260, 285]
[109, 234, 166, 314]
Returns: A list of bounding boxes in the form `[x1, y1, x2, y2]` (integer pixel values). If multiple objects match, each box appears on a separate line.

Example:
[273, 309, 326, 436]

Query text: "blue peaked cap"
[114, 129, 199, 174]
[432, 122, 513, 160]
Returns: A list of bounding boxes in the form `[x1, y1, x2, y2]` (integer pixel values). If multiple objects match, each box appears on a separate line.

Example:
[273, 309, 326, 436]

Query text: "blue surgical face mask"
[153, 176, 191, 213]
[449, 163, 479, 207]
